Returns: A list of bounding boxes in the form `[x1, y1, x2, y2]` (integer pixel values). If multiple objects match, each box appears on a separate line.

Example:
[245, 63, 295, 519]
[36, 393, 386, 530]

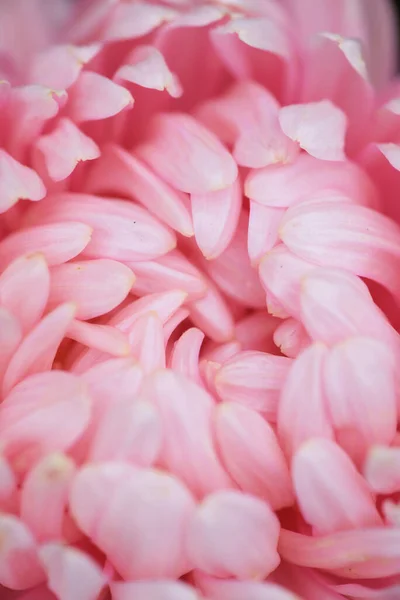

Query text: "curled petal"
[248, 202, 283, 264]
[29, 43, 101, 89]
[190, 281, 235, 343]
[273, 318, 311, 358]
[101, 1, 176, 42]
[170, 327, 204, 386]
[68, 71, 133, 122]
[0, 150, 45, 213]
[67, 320, 130, 357]
[127, 313, 166, 374]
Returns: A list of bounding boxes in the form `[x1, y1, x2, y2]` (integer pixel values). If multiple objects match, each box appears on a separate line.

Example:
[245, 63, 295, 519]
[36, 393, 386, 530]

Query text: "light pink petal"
[84, 145, 193, 236]
[111, 580, 199, 600]
[0, 308, 22, 386]
[49, 259, 134, 320]
[101, 1, 176, 41]
[324, 337, 397, 462]
[163, 307, 189, 345]
[279, 528, 400, 578]
[131, 250, 206, 301]
[215, 350, 291, 419]
[279, 101, 346, 161]
[2, 303, 76, 395]
[0, 149, 45, 213]
[278, 343, 333, 457]
[235, 311, 279, 354]
[116, 45, 182, 97]
[187, 490, 280, 579]
[189, 282, 235, 343]
[191, 178, 242, 259]
[70, 464, 195, 580]
[248, 202, 283, 265]
[137, 113, 238, 194]
[0, 371, 91, 470]
[0, 253, 50, 334]
[89, 399, 161, 466]
[170, 328, 204, 386]
[364, 445, 400, 494]
[67, 320, 130, 357]
[273, 318, 311, 358]
[245, 153, 378, 208]
[20, 453, 76, 542]
[0, 222, 92, 272]
[361, 0, 397, 89]
[197, 573, 302, 600]
[259, 244, 314, 320]
[68, 71, 133, 122]
[203, 211, 265, 306]
[29, 43, 101, 89]
[293, 438, 381, 536]
[127, 312, 165, 374]
[280, 201, 400, 300]
[36, 118, 100, 182]
[39, 543, 106, 600]
[0, 454, 16, 510]
[143, 369, 233, 497]
[215, 402, 293, 509]
[0, 514, 44, 590]
[299, 267, 400, 349]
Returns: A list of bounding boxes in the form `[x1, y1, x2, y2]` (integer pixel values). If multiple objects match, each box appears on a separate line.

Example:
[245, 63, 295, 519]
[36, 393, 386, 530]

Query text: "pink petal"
[215, 350, 291, 419]
[279, 101, 347, 161]
[2, 303, 76, 395]
[67, 320, 130, 357]
[68, 71, 133, 122]
[364, 445, 400, 494]
[187, 490, 280, 579]
[0, 455, 16, 509]
[0, 371, 91, 470]
[248, 202, 283, 264]
[70, 464, 195, 579]
[278, 343, 333, 457]
[191, 178, 242, 259]
[235, 311, 279, 354]
[273, 318, 311, 358]
[39, 543, 106, 600]
[299, 267, 400, 349]
[143, 369, 233, 497]
[170, 328, 204, 386]
[361, 0, 397, 89]
[215, 402, 293, 509]
[0, 308, 22, 386]
[293, 438, 382, 536]
[280, 201, 400, 300]
[127, 313, 165, 374]
[0, 253, 50, 334]
[20, 453, 76, 542]
[245, 153, 378, 208]
[111, 580, 199, 600]
[163, 307, 189, 345]
[29, 43, 101, 89]
[0, 222, 92, 272]
[137, 113, 238, 194]
[197, 573, 303, 600]
[36, 118, 100, 182]
[0, 149, 45, 213]
[189, 282, 235, 343]
[131, 250, 206, 301]
[49, 259, 134, 320]
[101, 1, 176, 41]
[324, 337, 397, 462]
[0, 514, 44, 590]
[89, 398, 161, 466]
[84, 145, 193, 236]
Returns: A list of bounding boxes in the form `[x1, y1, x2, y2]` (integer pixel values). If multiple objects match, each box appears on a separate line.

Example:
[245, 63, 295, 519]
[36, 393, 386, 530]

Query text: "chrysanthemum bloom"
[1, 0, 400, 598]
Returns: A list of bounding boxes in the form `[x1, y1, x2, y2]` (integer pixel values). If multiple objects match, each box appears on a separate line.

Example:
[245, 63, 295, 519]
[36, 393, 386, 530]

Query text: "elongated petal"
[190, 282, 235, 343]
[197, 573, 302, 600]
[111, 580, 199, 600]
[0, 253, 50, 333]
[324, 337, 397, 461]
[187, 490, 280, 579]
[364, 445, 400, 494]
[49, 259, 134, 320]
[68, 71, 133, 122]
[101, 1, 176, 41]
[278, 343, 333, 457]
[215, 350, 291, 419]
[20, 453, 76, 542]
[0, 222, 92, 271]
[39, 543, 106, 600]
[36, 118, 100, 181]
[29, 43, 101, 89]
[280, 201, 400, 300]
[215, 402, 293, 509]
[170, 328, 204, 385]
[70, 464, 195, 580]
[0, 455, 16, 509]
[248, 202, 283, 264]
[137, 112, 238, 194]
[67, 320, 130, 357]
[84, 145, 193, 236]
[0, 149, 45, 213]
[0, 514, 44, 590]
[143, 369, 233, 497]
[0, 308, 22, 385]
[126, 312, 165, 373]
[293, 438, 381, 536]
[191, 178, 242, 259]
[2, 303, 76, 395]
[89, 399, 161, 466]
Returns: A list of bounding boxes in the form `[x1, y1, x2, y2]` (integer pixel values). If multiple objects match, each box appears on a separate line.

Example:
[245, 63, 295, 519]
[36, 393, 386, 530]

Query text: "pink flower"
[0, 0, 399, 598]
